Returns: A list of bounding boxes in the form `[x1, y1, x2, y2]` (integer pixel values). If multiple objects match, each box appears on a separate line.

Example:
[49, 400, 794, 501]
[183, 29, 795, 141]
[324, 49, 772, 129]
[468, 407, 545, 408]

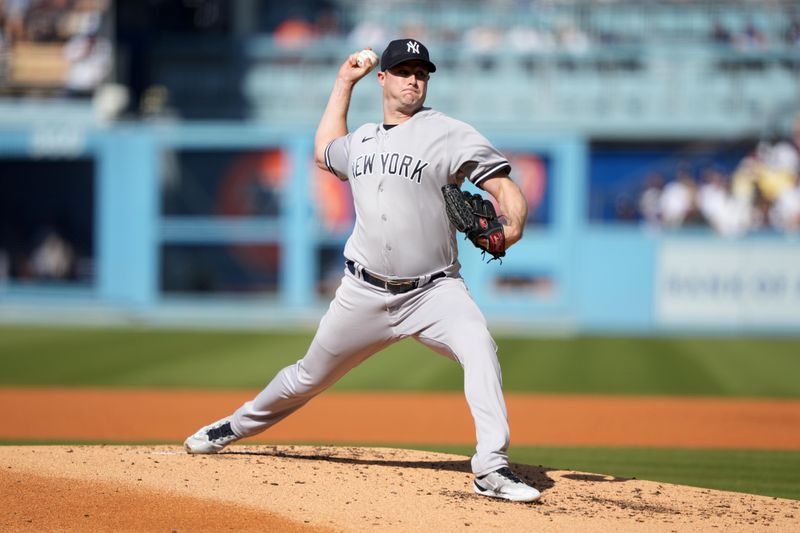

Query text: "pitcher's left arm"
[481, 175, 528, 249]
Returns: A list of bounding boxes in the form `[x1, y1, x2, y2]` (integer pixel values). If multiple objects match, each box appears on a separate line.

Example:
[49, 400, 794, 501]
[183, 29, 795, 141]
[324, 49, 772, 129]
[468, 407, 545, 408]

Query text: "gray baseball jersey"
[228, 107, 514, 477]
[324, 107, 511, 278]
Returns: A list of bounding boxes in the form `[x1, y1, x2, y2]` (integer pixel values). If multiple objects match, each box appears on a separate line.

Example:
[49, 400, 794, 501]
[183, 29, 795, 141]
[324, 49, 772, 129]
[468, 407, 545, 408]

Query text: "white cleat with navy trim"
[184, 417, 240, 454]
[473, 467, 541, 502]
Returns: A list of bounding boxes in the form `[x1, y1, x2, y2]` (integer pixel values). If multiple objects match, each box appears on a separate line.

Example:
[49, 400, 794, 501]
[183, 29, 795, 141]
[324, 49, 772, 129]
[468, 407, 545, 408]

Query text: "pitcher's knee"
[280, 361, 328, 398]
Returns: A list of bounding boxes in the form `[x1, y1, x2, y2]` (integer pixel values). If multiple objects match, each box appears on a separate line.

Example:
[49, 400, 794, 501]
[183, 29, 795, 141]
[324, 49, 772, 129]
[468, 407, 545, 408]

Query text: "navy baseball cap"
[380, 39, 437, 73]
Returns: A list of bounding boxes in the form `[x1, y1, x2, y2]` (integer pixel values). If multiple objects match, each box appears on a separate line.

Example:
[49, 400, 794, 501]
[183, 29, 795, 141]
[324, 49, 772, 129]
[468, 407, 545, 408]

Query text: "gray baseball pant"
[230, 272, 510, 476]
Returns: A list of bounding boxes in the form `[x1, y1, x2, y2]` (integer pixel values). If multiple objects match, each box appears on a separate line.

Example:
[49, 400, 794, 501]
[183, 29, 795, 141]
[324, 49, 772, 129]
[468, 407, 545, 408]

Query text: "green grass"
[415, 444, 800, 501]
[1, 326, 799, 397]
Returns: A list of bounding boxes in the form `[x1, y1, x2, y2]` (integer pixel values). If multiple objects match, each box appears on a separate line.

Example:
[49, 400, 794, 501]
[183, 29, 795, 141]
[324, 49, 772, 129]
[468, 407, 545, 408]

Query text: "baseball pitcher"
[184, 38, 539, 502]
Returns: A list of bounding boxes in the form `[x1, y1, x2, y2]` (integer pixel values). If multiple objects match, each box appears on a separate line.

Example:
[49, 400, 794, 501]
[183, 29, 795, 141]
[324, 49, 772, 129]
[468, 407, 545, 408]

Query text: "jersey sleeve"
[448, 124, 511, 187]
[324, 134, 352, 181]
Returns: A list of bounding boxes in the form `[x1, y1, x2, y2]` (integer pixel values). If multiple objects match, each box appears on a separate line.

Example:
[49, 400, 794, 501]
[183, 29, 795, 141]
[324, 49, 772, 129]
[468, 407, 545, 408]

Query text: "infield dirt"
[2, 388, 800, 531]
[1, 445, 799, 532]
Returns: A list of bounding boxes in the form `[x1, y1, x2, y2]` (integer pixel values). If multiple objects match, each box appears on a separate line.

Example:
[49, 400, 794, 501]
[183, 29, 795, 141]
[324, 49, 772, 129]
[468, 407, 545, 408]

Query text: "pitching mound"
[1, 446, 797, 532]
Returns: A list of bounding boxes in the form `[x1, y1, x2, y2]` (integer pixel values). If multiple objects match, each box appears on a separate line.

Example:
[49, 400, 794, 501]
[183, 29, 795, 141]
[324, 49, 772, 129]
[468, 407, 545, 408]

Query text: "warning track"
[1, 388, 799, 450]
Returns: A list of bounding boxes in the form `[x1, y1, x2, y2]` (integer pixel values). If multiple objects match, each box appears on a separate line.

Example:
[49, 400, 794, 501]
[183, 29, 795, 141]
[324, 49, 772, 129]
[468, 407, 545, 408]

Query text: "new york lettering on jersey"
[326, 110, 510, 189]
[351, 151, 430, 183]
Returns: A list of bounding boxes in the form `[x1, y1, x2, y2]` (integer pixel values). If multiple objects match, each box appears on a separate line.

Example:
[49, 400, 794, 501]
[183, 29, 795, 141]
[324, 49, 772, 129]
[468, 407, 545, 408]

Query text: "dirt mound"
[1, 445, 797, 532]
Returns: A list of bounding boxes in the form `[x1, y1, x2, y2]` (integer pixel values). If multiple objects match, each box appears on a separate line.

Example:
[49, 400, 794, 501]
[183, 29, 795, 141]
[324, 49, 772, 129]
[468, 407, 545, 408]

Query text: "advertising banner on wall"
[656, 241, 800, 328]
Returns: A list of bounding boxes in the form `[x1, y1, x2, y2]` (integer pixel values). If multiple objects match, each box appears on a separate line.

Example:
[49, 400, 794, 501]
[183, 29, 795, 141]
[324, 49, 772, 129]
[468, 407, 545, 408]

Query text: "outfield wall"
[1, 122, 798, 334]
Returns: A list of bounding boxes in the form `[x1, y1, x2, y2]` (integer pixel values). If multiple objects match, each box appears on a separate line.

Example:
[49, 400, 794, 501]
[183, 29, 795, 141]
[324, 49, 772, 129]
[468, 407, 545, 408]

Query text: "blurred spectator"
[556, 23, 590, 55]
[0, 247, 8, 282]
[0, 25, 6, 82]
[30, 229, 75, 280]
[696, 167, 727, 224]
[92, 82, 130, 122]
[0, 0, 111, 96]
[347, 19, 388, 50]
[696, 167, 752, 237]
[659, 169, 697, 228]
[639, 172, 664, 227]
[614, 193, 638, 221]
[26, 0, 69, 42]
[710, 20, 732, 45]
[272, 17, 315, 48]
[733, 19, 767, 50]
[769, 174, 800, 233]
[59, 0, 106, 38]
[464, 24, 502, 54]
[399, 20, 428, 42]
[63, 29, 111, 96]
[506, 25, 555, 53]
[3, 0, 31, 43]
[312, 7, 339, 40]
[785, 17, 800, 46]
[438, 25, 460, 47]
[139, 84, 170, 119]
[731, 129, 799, 211]
[750, 186, 772, 231]
[766, 114, 800, 232]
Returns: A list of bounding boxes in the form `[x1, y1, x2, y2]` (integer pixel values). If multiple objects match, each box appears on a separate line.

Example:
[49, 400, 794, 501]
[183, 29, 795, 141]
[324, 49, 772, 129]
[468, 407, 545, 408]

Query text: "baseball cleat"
[473, 467, 541, 502]
[184, 417, 240, 454]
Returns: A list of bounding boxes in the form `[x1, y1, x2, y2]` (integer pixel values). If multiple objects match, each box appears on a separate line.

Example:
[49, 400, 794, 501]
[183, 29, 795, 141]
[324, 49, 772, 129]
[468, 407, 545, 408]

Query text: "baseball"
[356, 49, 378, 70]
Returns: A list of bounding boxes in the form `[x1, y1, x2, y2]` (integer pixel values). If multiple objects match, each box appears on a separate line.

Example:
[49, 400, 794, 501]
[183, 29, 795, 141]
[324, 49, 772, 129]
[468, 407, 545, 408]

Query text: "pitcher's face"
[379, 60, 430, 115]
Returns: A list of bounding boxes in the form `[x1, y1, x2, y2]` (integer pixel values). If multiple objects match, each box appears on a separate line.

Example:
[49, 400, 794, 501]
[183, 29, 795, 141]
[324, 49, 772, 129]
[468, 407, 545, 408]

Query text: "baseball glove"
[441, 184, 506, 262]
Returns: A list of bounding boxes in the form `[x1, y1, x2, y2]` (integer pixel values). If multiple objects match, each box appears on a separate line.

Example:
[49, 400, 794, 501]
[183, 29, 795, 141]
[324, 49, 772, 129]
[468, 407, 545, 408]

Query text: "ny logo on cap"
[406, 41, 420, 54]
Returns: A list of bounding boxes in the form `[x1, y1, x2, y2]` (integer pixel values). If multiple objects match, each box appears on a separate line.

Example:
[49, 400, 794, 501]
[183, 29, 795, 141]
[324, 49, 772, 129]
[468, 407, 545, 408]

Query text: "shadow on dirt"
[562, 473, 631, 483]
[226, 446, 557, 494]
